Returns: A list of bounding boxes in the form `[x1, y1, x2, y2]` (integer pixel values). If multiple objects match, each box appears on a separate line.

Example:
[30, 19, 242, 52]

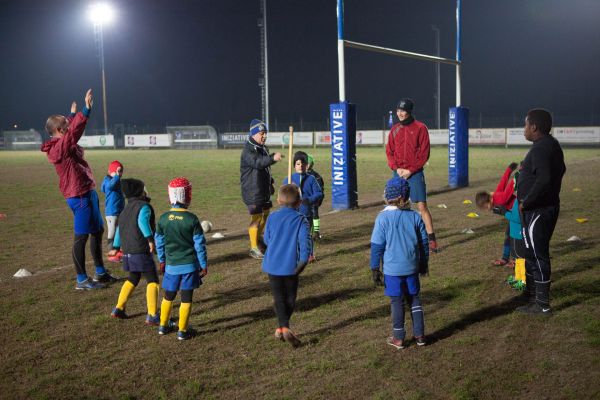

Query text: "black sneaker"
[415, 336, 426, 346]
[516, 303, 552, 315]
[93, 270, 119, 283]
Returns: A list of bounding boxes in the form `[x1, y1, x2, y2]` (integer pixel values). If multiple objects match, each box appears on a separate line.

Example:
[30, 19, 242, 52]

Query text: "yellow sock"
[179, 302, 192, 332]
[160, 299, 173, 327]
[258, 209, 270, 238]
[115, 280, 136, 310]
[146, 282, 159, 316]
[249, 214, 261, 249]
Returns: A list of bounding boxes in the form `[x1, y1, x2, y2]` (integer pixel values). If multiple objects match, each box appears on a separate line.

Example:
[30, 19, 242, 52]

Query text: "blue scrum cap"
[384, 176, 410, 201]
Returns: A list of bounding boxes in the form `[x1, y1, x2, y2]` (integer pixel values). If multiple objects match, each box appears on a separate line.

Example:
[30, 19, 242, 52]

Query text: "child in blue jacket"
[102, 160, 125, 261]
[282, 151, 323, 220]
[370, 177, 429, 349]
[262, 184, 312, 347]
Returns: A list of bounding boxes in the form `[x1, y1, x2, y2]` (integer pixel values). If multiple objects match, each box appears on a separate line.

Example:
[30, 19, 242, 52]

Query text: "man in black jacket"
[516, 109, 566, 315]
[240, 119, 282, 259]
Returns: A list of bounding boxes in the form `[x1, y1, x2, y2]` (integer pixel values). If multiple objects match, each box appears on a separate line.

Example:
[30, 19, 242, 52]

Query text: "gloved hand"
[419, 262, 429, 277]
[492, 205, 507, 215]
[294, 261, 308, 276]
[371, 269, 383, 286]
[508, 162, 518, 171]
[159, 262, 166, 275]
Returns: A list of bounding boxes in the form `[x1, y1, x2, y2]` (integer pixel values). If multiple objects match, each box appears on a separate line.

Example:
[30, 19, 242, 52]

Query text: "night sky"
[1, 0, 599, 132]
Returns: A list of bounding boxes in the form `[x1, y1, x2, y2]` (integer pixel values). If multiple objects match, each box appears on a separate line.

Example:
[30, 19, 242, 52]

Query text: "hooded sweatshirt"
[40, 110, 95, 198]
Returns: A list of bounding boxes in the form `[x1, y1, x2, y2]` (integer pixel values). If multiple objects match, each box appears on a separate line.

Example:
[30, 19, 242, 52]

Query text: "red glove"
[159, 262, 165, 275]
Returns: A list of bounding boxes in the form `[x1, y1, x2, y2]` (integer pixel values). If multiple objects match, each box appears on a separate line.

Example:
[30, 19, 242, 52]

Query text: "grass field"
[0, 146, 599, 399]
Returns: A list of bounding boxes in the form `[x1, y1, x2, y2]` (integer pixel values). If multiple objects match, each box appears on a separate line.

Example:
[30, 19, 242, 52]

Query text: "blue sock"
[502, 241, 510, 260]
[77, 273, 88, 283]
[95, 265, 106, 275]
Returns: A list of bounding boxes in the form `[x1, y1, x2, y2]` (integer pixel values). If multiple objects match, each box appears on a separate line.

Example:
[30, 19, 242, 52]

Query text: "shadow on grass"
[199, 269, 331, 312]
[195, 287, 374, 336]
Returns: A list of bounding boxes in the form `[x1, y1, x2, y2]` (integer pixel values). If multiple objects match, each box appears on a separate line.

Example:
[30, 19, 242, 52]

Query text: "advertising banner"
[124, 134, 172, 147]
[468, 128, 505, 145]
[79, 135, 114, 148]
[356, 130, 384, 145]
[266, 131, 313, 146]
[218, 132, 247, 147]
[429, 129, 449, 145]
[506, 128, 529, 145]
[553, 126, 600, 144]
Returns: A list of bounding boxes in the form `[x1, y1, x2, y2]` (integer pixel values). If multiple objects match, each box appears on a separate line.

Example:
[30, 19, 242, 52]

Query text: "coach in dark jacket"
[516, 108, 566, 316]
[240, 119, 282, 259]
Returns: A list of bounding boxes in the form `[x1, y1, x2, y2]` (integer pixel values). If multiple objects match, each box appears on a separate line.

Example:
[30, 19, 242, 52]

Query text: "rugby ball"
[201, 220, 213, 233]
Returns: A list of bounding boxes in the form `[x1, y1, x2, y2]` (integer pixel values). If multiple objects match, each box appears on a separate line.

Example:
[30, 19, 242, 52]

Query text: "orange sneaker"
[281, 327, 301, 347]
[274, 328, 284, 341]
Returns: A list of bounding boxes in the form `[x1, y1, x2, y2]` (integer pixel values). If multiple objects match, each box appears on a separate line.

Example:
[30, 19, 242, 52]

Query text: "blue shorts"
[162, 270, 201, 292]
[123, 253, 156, 273]
[384, 273, 420, 297]
[66, 190, 104, 235]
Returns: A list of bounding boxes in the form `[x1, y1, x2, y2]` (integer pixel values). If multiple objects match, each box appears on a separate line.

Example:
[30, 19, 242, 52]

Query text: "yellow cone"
[576, 218, 588, 223]
[463, 199, 472, 204]
[467, 212, 479, 218]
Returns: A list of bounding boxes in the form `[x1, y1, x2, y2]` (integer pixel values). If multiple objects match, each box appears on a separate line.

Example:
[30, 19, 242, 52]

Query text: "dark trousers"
[73, 230, 104, 276]
[268, 274, 299, 328]
[521, 205, 560, 307]
[390, 294, 424, 340]
[127, 270, 159, 286]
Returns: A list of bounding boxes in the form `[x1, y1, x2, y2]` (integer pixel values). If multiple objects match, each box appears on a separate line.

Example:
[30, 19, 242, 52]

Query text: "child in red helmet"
[102, 160, 125, 261]
[155, 177, 208, 340]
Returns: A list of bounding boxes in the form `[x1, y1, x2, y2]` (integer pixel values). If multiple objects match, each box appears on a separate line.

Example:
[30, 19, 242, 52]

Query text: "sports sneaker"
[111, 307, 128, 319]
[506, 259, 516, 269]
[76, 278, 105, 290]
[93, 270, 119, 283]
[282, 328, 301, 348]
[177, 330, 192, 341]
[516, 303, 552, 315]
[249, 248, 264, 259]
[107, 250, 123, 263]
[274, 328, 284, 341]
[387, 337, 405, 350]
[145, 313, 160, 326]
[491, 258, 509, 267]
[429, 240, 440, 254]
[415, 336, 426, 346]
[158, 319, 177, 335]
[308, 254, 317, 263]
[313, 231, 322, 241]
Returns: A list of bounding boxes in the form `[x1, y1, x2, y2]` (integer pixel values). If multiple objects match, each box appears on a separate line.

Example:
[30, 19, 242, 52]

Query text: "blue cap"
[384, 177, 410, 201]
[249, 119, 267, 136]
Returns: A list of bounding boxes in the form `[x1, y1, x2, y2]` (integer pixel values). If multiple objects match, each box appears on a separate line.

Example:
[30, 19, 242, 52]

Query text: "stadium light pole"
[432, 25, 441, 129]
[88, 3, 114, 136]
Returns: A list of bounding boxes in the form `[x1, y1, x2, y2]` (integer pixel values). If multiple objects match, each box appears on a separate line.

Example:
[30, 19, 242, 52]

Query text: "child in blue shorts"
[370, 177, 429, 349]
[108, 179, 160, 326]
[155, 177, 208, 341]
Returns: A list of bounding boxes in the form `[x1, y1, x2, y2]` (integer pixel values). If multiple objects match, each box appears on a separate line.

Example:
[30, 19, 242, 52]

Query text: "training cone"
[467, 212, 479, 218]
[575, 218, 588, 224]
[463, 200, 472, 204]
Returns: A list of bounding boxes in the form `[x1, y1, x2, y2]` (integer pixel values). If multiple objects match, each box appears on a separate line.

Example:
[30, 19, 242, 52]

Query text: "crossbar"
[344, 40, 459, 66]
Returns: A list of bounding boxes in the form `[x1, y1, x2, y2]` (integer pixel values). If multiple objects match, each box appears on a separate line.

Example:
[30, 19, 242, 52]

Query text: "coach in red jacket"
[385, 98, 438, 252]
[41, 89, 117, 290]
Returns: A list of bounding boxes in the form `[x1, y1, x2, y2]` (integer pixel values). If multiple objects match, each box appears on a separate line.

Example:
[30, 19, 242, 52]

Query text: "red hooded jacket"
[492, 166, 516, 209]
[385, 119, 431, 173]
[40, 112, 95, 198]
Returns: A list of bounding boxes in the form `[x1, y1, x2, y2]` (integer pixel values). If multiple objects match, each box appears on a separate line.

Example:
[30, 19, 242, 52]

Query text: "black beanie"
[121, 178, 145, 199]
[396, 98, 414, 113]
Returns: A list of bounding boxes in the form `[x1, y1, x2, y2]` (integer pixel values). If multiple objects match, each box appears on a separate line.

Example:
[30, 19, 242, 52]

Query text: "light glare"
[88, 3, 114, 25]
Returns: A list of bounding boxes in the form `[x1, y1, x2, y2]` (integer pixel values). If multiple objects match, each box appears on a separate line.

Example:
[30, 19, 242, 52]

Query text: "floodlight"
[88, 3, 114, 25]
